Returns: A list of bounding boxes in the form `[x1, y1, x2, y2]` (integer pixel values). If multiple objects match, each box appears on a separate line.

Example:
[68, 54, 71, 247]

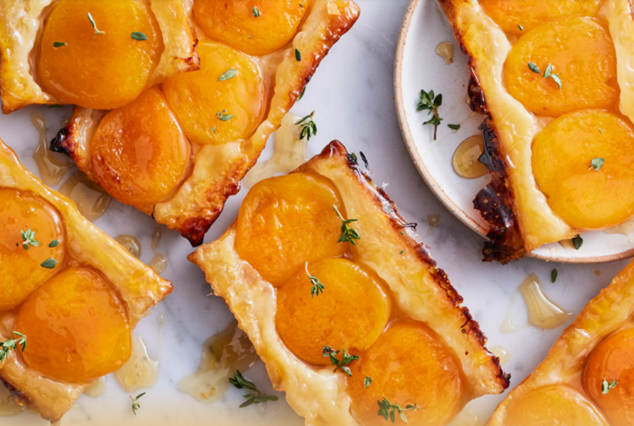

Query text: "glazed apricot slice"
[235, 173, 346, 286]
[276, 258, 391, 366]
[584, 328, 634, 426]
[163, 41, 264, 146]
[504, 17, 617, 117]
[480, 0, 602, 35]
[90, 87, 191, 214]
[193, 0, 309, 56]
[347, 321, 468, 426]
[504, 385, 608, 426]
[0, 188, 66, 311]
[17, 266, 131, 383]
[532, 110, 634, 229]
[38, 0, 163, 110]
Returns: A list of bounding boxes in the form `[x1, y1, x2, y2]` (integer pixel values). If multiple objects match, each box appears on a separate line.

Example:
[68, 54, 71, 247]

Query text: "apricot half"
[38, 0, 163, 110]
[90, 87, 191, 214]
[0, 188, 66, 311]
[163, 41, 264, 145]
[480, 0, 603, 35]
[504, 17, 617, 117]
[17, 266, 131, 383]
[276, 258, 391, 366]
[236, 173, 346, 286]
[584, 328, 634, 426]
[348, 321, 468, 426]
[532, 110, 634, 229]
[504, 385, 608, 426]
[193, 0, 309, 56]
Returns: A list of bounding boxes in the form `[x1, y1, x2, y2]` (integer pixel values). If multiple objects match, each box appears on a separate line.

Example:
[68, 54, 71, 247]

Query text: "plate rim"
[393, 0, 634, 264]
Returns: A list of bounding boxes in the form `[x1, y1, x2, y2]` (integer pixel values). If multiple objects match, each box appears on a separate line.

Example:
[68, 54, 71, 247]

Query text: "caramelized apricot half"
[163, 41, 264, 145]
[348, 321, 468, 426]
[38, 0, 163, 110]
[481, 0, 602, 35]
[504, 17, 617, 116]
[91, 87, 191, 213]
[532, 110, 634, 229]
[193, 0, 309, 56]
[276, 258, 391, 366]
[584, 328, 634, 426]
[17, 266, 131, 383]
[236, 173, 346, 286]
[0, 188, 66, 311]
[504, 385, 608, 426]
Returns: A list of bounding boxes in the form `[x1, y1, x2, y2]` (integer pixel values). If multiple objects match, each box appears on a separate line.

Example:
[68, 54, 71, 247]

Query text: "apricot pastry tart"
[50, 0, 360, 246]
[0, 0, 198, 113]
[438, 0, 634, 262]
[0, 138, 172, 422]
[487, 259, 634, 426]
[189, 141, 510, 426]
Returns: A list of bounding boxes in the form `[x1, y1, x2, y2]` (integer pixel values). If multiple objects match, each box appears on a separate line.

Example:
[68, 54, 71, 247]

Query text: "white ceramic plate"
[394, 0, 634, 263]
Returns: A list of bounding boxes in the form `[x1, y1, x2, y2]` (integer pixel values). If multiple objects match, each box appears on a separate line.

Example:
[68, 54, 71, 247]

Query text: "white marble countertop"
[2, 1, 630, 425]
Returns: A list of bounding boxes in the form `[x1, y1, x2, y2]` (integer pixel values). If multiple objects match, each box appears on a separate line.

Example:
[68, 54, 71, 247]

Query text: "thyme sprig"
[377, 397, 421, 423]
[229, 370, 278, 408]
[417, 89, 443, 140]
[0, 332, 27, 363]
[296, 111, 317, 141]
[130, 392, 145, 415]
[333, 205, 360, 245]
[602, 379, 618, 395]
[20, 228, 40, 250]
[305, 262, 325, 297]
[87, 12, 105, 36]
[322, 346, 359, 376]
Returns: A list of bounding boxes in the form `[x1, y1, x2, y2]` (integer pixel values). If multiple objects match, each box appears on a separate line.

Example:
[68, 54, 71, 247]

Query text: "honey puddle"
[115, 235, 142, 259]
[84, 376, 108, 398]
[604, 216, 634, 242]
[59, 172, 111, 221]
[114, 335, 159, 393]
[178, 321, 258, 403]
[452, 135, 489, 179]
[447, 409, 482, 426]
[427, 214, 440, 235]
[435, 41, 454, 65]
[558, 238, 576, 251]
[30, 112, 74, 186]
[151, 227, 163, 251]
[489, 346, 511, 366]
[0, 386, 23, 417]
[149, 254, 168, 275]
[502, 273, 572, 333]
[243, 113, 307, 188]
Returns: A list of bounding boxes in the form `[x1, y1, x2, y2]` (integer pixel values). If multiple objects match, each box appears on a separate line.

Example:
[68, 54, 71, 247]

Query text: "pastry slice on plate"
[439, 0, 634, 262]
[487, 259, 634, 426]
[0, 138, 172, 422]
[189, 141, 510, 426]
[51, 0, 360, 245]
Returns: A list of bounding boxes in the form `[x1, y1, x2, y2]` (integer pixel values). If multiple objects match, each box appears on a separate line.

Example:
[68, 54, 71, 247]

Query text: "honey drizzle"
[115, 235, 142, 259]
[435, 41, 454, 65]
[59, 172, 111, 221]
[447, 409, 482, 426]
[502, 273, 572, 333]
[84, 376, 108, 398]
[604, 216, 634, 243]
[452, 135, 489, 179]
[114, 335, 159, 393]
[178, 321, 258, 403]
[427, 214, 440, 234]
[243, 113, 307, 188]
[489, 346, 511, 366]
[149, 254, 167, 275]
[151, 227, 163, 251]
[0, 386, 23, 417]
[30, 112, 74, 186]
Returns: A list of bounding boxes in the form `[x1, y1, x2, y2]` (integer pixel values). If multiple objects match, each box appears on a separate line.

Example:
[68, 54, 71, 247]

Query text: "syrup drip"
[0, 386, 22, 417]
[115, 235, 142, 259]
[452, 135, 489, 179]
[447, 409, 482, 426]
[243, 113, 307, 188]
[502, 273, 572, 333]
[558, 238, 576, 251]
[427, 214, 440, 234]
[151, 227, 163, 251]
[489, 346, 511, 366]
[178, 321, 258, 403]
[59, 172, 111, 221]
[604, 216, 634, 242]
[30, 112, 74, 186]
[149, 254, 167, 275]
[114, 335, 159, 393]
[84, 376, 108, 398]
[435, 41, 454, 65]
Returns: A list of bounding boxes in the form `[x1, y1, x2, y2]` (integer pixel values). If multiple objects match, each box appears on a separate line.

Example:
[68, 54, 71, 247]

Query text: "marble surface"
[1, 1, 630, 425]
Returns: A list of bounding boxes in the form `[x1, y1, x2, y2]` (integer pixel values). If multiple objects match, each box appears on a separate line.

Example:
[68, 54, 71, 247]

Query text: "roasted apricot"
[504, 17, 617, 117]
[532, 110, 634, 229]
[17, 266, 131, 383]
[163, 41, 264, 145]
[584, 328, 634, 426]
[0, 188, 66, 311]
[504, 385, 608, 426]
[276, 258, 391, 366]
[90, 87, 191, 213]
[193, 0, 309, 56]
[38, 0, 163, 110]
[481, 0, 602, 35]
[236, 173, 346, 286]
[348, 321, 468, 426]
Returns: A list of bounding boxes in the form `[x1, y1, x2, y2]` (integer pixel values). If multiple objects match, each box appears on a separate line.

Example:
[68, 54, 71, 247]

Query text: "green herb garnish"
[364, 377, 372, 388]
[417, 89, 443, 140]
[296, 111, 317, 141]
[377, 397, 420, 423]
[87, 12, 105, 35]
[0, 332, 26, 363]
[602, 379, 618, 395]
[590, 157, 605, 171]
[130, 392, 145, 415]
[297, 86, 306, 101]
[448, 123, 460, 130]
[211, 127, 216, 134]
[49, 239, 59, 248]
[322, 346, 359, 376]
[20, 228, 40, 250]
[528, 62, 562, 89]
[252, 6, 261, 17]
[131, 31, 148, 41]
[551, 268, 557, 283]
[216, 109, 233, 121]
[53, 42, 66, 47]
[229, 370, 278, 408]
[295, 48, 302, 61]
[572, 235, 583, 250]
[528, 62, 540, 74]
[41, 258, 58, 269]
[218, 69, 238, 81]
[518, 24, 524, 31]
[333, 205, 360, 244]
[305, 262, 325, 297]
